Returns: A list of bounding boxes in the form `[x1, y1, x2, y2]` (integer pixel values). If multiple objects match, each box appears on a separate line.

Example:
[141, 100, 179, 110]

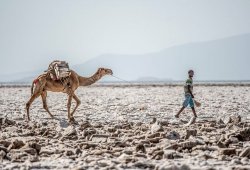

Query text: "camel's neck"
[78, 72, 102, 86]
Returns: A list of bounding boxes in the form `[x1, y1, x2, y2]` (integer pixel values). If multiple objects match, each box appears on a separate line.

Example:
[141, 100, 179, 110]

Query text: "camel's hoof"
[69, 117, 78, 125]
[70, 117, 75, 122]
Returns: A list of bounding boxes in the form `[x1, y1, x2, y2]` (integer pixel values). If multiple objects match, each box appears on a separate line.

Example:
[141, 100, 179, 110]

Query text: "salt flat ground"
[0, 85, 250, 169]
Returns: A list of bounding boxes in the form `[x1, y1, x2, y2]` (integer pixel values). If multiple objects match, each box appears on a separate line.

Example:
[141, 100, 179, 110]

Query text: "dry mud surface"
[0, 85, 250, 170]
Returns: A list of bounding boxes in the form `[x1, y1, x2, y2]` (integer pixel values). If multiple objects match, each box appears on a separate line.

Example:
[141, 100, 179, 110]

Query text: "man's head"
[188, 69, 194, 78]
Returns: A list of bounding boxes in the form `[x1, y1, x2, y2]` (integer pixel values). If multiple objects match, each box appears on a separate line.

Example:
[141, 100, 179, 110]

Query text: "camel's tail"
[31, 79, 39, 96]
[31, 81, 35, 96]
[31, 74, 47, 96]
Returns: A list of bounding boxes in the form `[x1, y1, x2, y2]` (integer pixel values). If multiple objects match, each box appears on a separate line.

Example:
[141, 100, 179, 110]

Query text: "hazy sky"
[0, 0, 250, 75]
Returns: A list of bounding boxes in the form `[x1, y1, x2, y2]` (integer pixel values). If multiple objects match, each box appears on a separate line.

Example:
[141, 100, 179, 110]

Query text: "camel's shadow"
[57, 117, 80, 128]
[38, 116, 70, 128]
[58, 118, 69, 128]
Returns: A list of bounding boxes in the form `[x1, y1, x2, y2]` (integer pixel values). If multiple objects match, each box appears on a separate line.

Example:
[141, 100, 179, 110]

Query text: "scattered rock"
[54, 132, 63, 139]
[75, 148, 82, 155]
[113, 141, 129, 147]
[165, 144, 179, 150]
[0, 145, 8, 153]
[163, 149, 176, 159]
[200, 127, 216, 132]
[147, 132, 160, 139]
[39, 148, 56, 156]
[2, 118, 16, 126]
[148, 137, 161, 143]
[0, 140, 11, 148]
[217, 141, 227, 148]
[228, 136, 239, 144]
[230, 158, 241, 165]
[97, 160, 112, 167]
[64, 149, 75, 156]
[239, 147, 250, 158]
[135, 122, 143, 126]
[241, 157, 249, 165]
[230, 115, 241, 124]
[63, 126, 77, 136]
[61, 126, 78, 140]
[123, 149, 133, 155]
[180, 164, 191, 170]
[150, 118, 157, 124]
[220, 148, 236, 156]
[216, 117, 225, 124]
[179, 141, 197, 150]
[157, 163, 182, 170]
[160, 120, 169, 126]
[165, 131, 180, 140]
[79, 121, 91, 130]
[107, 127, 116, 133]
[7, 149, 29, 162]
[0, 117, 3, 126]
[90, 134, 109, 143]
[151, 121, 163, 133]
[192, 145, 217, 152]
[135, 143, 146, 153]
[198, 153, 215, 160]
[25, 142, 41, 153]
[223, 116, 232, 124]
[185, 129, 197, 140]
[133, 161, 155, 169]
[8, 139, 25, 150]
[83, 143, 98, 149]
[185, 116, 196, 126]
[239, 127, 250, 141]
[118, 153, 135, 163]
[0, 150, 6, 161]
[22, 148, 37, 155]
[152, 150, 164, 160]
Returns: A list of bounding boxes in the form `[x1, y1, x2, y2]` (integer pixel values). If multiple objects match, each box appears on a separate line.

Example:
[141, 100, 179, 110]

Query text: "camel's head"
[97, 68, 113, 76]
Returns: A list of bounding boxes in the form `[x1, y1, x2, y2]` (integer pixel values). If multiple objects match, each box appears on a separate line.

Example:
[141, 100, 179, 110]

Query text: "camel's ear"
[97, 68, 103, 73]
[100, 68, 105, 72]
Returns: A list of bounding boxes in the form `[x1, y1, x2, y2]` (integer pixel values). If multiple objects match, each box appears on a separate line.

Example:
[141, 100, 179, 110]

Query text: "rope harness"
[111, 75, 133, 84]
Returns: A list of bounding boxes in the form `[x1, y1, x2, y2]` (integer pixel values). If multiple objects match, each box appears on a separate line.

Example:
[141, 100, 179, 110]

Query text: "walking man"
[175, 70, 197, 119]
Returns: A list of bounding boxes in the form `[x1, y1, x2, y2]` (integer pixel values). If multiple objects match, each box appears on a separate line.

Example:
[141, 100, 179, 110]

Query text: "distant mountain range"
[74, 33, 250, 81]
[1, 33, 250, 83]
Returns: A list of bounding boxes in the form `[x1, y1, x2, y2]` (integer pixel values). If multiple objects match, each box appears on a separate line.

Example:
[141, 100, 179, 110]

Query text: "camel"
[26, 68, 113, 122]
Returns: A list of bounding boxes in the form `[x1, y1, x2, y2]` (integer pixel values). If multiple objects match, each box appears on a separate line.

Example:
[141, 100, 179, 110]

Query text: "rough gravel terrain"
[0, 85, 250, 170]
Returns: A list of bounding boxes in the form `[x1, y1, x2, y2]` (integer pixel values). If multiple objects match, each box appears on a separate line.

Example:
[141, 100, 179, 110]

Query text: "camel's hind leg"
[26, 92, 40, 121]
[41, 91, 54, 119]
[67, 95, 73, 121]
[70, 94, 81, 118]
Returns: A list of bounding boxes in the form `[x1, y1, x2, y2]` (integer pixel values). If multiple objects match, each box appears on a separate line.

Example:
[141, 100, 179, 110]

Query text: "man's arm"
[187, 85, 194, 98]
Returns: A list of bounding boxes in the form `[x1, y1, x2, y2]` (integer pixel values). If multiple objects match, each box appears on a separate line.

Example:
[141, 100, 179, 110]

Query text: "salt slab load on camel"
[47, 60, 71, 80]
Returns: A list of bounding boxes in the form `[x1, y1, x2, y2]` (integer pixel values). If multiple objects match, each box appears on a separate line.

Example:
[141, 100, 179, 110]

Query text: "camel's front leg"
[26, 92, 40, 121]
[67, 95, 73, 121]
[41, 91, 54, 119]
[70, 94, 81, 118]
